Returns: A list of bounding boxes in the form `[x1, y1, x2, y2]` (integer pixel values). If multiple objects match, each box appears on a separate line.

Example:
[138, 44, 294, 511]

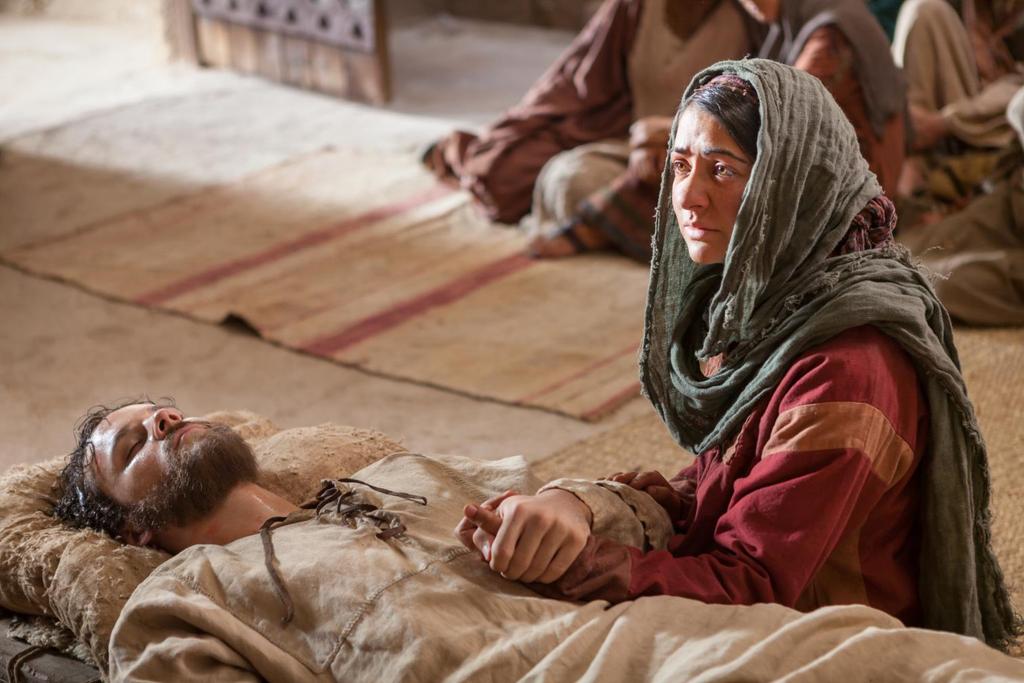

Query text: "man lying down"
[54, 400, 1024, 682]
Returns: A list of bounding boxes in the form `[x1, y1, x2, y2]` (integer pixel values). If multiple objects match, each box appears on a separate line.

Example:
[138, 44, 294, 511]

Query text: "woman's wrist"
[539, 488, 593, 527]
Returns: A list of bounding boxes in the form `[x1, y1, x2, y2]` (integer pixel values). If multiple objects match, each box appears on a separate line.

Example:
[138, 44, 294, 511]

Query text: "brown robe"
[424, 0, 643, 224]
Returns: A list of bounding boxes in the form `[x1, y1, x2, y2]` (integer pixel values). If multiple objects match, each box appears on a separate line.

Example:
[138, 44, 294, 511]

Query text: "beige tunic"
[628, 0, 752, 120]
[526, 0, 752, 238]
[109, 454, 1024, 682]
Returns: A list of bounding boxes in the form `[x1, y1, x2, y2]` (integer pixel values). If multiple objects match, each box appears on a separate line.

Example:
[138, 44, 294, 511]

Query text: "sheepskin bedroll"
[1, 148, 647, 421]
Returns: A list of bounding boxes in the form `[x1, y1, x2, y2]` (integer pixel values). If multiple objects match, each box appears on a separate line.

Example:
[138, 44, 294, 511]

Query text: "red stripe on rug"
[302, 252, 534, 356]
[260, 221, 457, 333]
[580, 382, 641, 421]
[135, 184, 454, 306]
[518, 343, 639, 403]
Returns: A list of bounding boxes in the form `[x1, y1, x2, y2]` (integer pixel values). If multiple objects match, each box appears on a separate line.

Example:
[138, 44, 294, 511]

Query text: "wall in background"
[0, 0, 162, 23]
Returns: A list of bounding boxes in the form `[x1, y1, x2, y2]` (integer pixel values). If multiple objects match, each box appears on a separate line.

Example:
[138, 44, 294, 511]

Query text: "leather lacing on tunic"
[259, 478, 428, 624]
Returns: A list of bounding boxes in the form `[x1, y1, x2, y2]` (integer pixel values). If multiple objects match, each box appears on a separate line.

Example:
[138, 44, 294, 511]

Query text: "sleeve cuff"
[538, 478, 672, 551]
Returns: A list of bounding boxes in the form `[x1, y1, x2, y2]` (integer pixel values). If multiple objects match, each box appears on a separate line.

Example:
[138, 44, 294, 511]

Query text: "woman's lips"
[683, 225, 718, 241]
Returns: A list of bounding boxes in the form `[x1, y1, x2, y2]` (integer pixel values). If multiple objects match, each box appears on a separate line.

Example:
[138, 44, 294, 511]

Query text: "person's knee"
[898, 0, 960, 32]
[533, 147, 627, 224]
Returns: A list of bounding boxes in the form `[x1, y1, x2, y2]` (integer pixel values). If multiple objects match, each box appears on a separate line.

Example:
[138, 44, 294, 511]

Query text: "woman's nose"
[674, 174, 708, 213]
[149, 407, 184, 440]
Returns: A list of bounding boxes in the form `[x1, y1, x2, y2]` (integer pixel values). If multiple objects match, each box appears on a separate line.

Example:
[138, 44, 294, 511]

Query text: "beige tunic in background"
[894, 0, 1024, 325]
[893, 0, 1023, 149]
[627, 0, 752, 120]
[109, 454, 1024, 682]
[528, 0, 752, 236]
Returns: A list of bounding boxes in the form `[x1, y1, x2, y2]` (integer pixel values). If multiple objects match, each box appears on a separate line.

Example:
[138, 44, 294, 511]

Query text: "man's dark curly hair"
[52, 397, 174, 537]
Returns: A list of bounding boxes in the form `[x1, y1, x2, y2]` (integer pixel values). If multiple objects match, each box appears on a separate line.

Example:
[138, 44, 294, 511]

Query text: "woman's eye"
[672, 159, 690, 175]
[714, 163, 736, 178]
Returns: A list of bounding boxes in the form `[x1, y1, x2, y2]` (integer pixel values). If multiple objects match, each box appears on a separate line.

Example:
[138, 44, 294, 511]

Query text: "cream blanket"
[110, 453, 1024, 681]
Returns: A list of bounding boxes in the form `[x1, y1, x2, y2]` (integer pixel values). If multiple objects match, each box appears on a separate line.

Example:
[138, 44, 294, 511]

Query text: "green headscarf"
[640, 58, 1021, 650]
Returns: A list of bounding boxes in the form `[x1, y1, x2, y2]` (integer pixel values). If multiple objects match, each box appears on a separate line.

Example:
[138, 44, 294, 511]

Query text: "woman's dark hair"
[52, 397, 171, 537]
[684, 76, 761, 162]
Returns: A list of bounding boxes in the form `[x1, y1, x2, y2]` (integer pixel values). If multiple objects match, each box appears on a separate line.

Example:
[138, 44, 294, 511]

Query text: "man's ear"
[119, 526, 154, 547]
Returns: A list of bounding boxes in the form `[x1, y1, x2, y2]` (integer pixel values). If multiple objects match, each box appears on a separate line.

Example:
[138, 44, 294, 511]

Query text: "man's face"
[87, 403, 258, 535]
[89, 403, 201, 506]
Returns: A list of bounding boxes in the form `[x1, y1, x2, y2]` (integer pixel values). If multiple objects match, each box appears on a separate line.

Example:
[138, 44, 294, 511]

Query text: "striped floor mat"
[3, 148, 650, 420]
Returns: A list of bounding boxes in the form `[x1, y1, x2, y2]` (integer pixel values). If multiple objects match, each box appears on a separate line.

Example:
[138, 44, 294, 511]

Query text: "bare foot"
[527, 232, 579, 258]
[527, 221, 611, 259]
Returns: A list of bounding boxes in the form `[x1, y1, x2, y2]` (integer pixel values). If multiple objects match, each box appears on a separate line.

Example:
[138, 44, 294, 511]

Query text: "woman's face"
[671, 105, 754, 265]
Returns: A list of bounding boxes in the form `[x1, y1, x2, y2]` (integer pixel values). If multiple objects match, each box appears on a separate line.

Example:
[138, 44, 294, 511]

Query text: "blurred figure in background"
[423, 0, 758, 260]
[426, 0, 905, 263]
[892, 0, 1024, 325]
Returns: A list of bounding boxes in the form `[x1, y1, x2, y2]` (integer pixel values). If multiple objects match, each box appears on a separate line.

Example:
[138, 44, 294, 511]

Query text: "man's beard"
[124, 423, 259, 532]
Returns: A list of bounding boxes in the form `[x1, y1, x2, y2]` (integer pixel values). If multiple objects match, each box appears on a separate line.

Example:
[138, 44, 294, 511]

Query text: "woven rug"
[1, 148, 648, 420]
[534, 326, 1024, 608]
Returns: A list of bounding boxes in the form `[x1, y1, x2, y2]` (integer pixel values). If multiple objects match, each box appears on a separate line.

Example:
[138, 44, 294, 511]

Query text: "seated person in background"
[742, 0, 906, 200]
[457, 59, 1019, 652]
[892, 0, 1023, 212]
[900, 85, 1024, 325]
[423, 0, 757, 261]
[890, 0, 1024, 325]
[53, 395, 1024, 681]
[893, 0, 1023, 157]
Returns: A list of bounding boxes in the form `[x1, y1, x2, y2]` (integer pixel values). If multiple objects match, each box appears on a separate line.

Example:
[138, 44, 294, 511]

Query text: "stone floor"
[0, 10, 651, 471]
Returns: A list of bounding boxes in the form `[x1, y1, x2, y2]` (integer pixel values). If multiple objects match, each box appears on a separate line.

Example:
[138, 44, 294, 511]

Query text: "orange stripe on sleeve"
[762, 401, 915, 487]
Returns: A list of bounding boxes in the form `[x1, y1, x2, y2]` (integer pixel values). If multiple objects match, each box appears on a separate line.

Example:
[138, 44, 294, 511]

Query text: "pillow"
[0, 411, 403, 675]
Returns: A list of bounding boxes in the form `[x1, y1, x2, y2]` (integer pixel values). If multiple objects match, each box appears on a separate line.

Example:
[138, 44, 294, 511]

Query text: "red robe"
[544, 325, 926, 626]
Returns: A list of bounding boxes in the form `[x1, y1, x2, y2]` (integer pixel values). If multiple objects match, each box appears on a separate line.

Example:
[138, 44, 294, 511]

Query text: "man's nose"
[149, 407, 184, 440]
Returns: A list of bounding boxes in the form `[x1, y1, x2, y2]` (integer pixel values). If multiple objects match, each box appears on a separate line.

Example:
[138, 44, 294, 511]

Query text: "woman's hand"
[455, 490, 592, 583]
[604, 470, 686, 521]
[454, 489, 518, 557]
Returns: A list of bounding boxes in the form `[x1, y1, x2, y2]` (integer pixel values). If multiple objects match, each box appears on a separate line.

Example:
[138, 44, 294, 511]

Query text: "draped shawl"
[758, 0, 905, 137]
[639, 58, 1020, 650]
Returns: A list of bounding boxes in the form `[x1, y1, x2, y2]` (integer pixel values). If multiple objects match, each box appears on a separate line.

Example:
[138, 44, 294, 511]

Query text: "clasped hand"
[454, 489, 592, 584]
[627, 115, 673, 184]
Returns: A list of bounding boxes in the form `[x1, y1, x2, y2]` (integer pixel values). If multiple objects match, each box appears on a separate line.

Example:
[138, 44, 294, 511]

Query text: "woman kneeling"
[457, 59, 1020, 651]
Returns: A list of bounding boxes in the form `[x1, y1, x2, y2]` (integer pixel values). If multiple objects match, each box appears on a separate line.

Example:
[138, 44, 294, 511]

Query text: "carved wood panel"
[170, 0, 390, 104]
[191, 0, 378, 53]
